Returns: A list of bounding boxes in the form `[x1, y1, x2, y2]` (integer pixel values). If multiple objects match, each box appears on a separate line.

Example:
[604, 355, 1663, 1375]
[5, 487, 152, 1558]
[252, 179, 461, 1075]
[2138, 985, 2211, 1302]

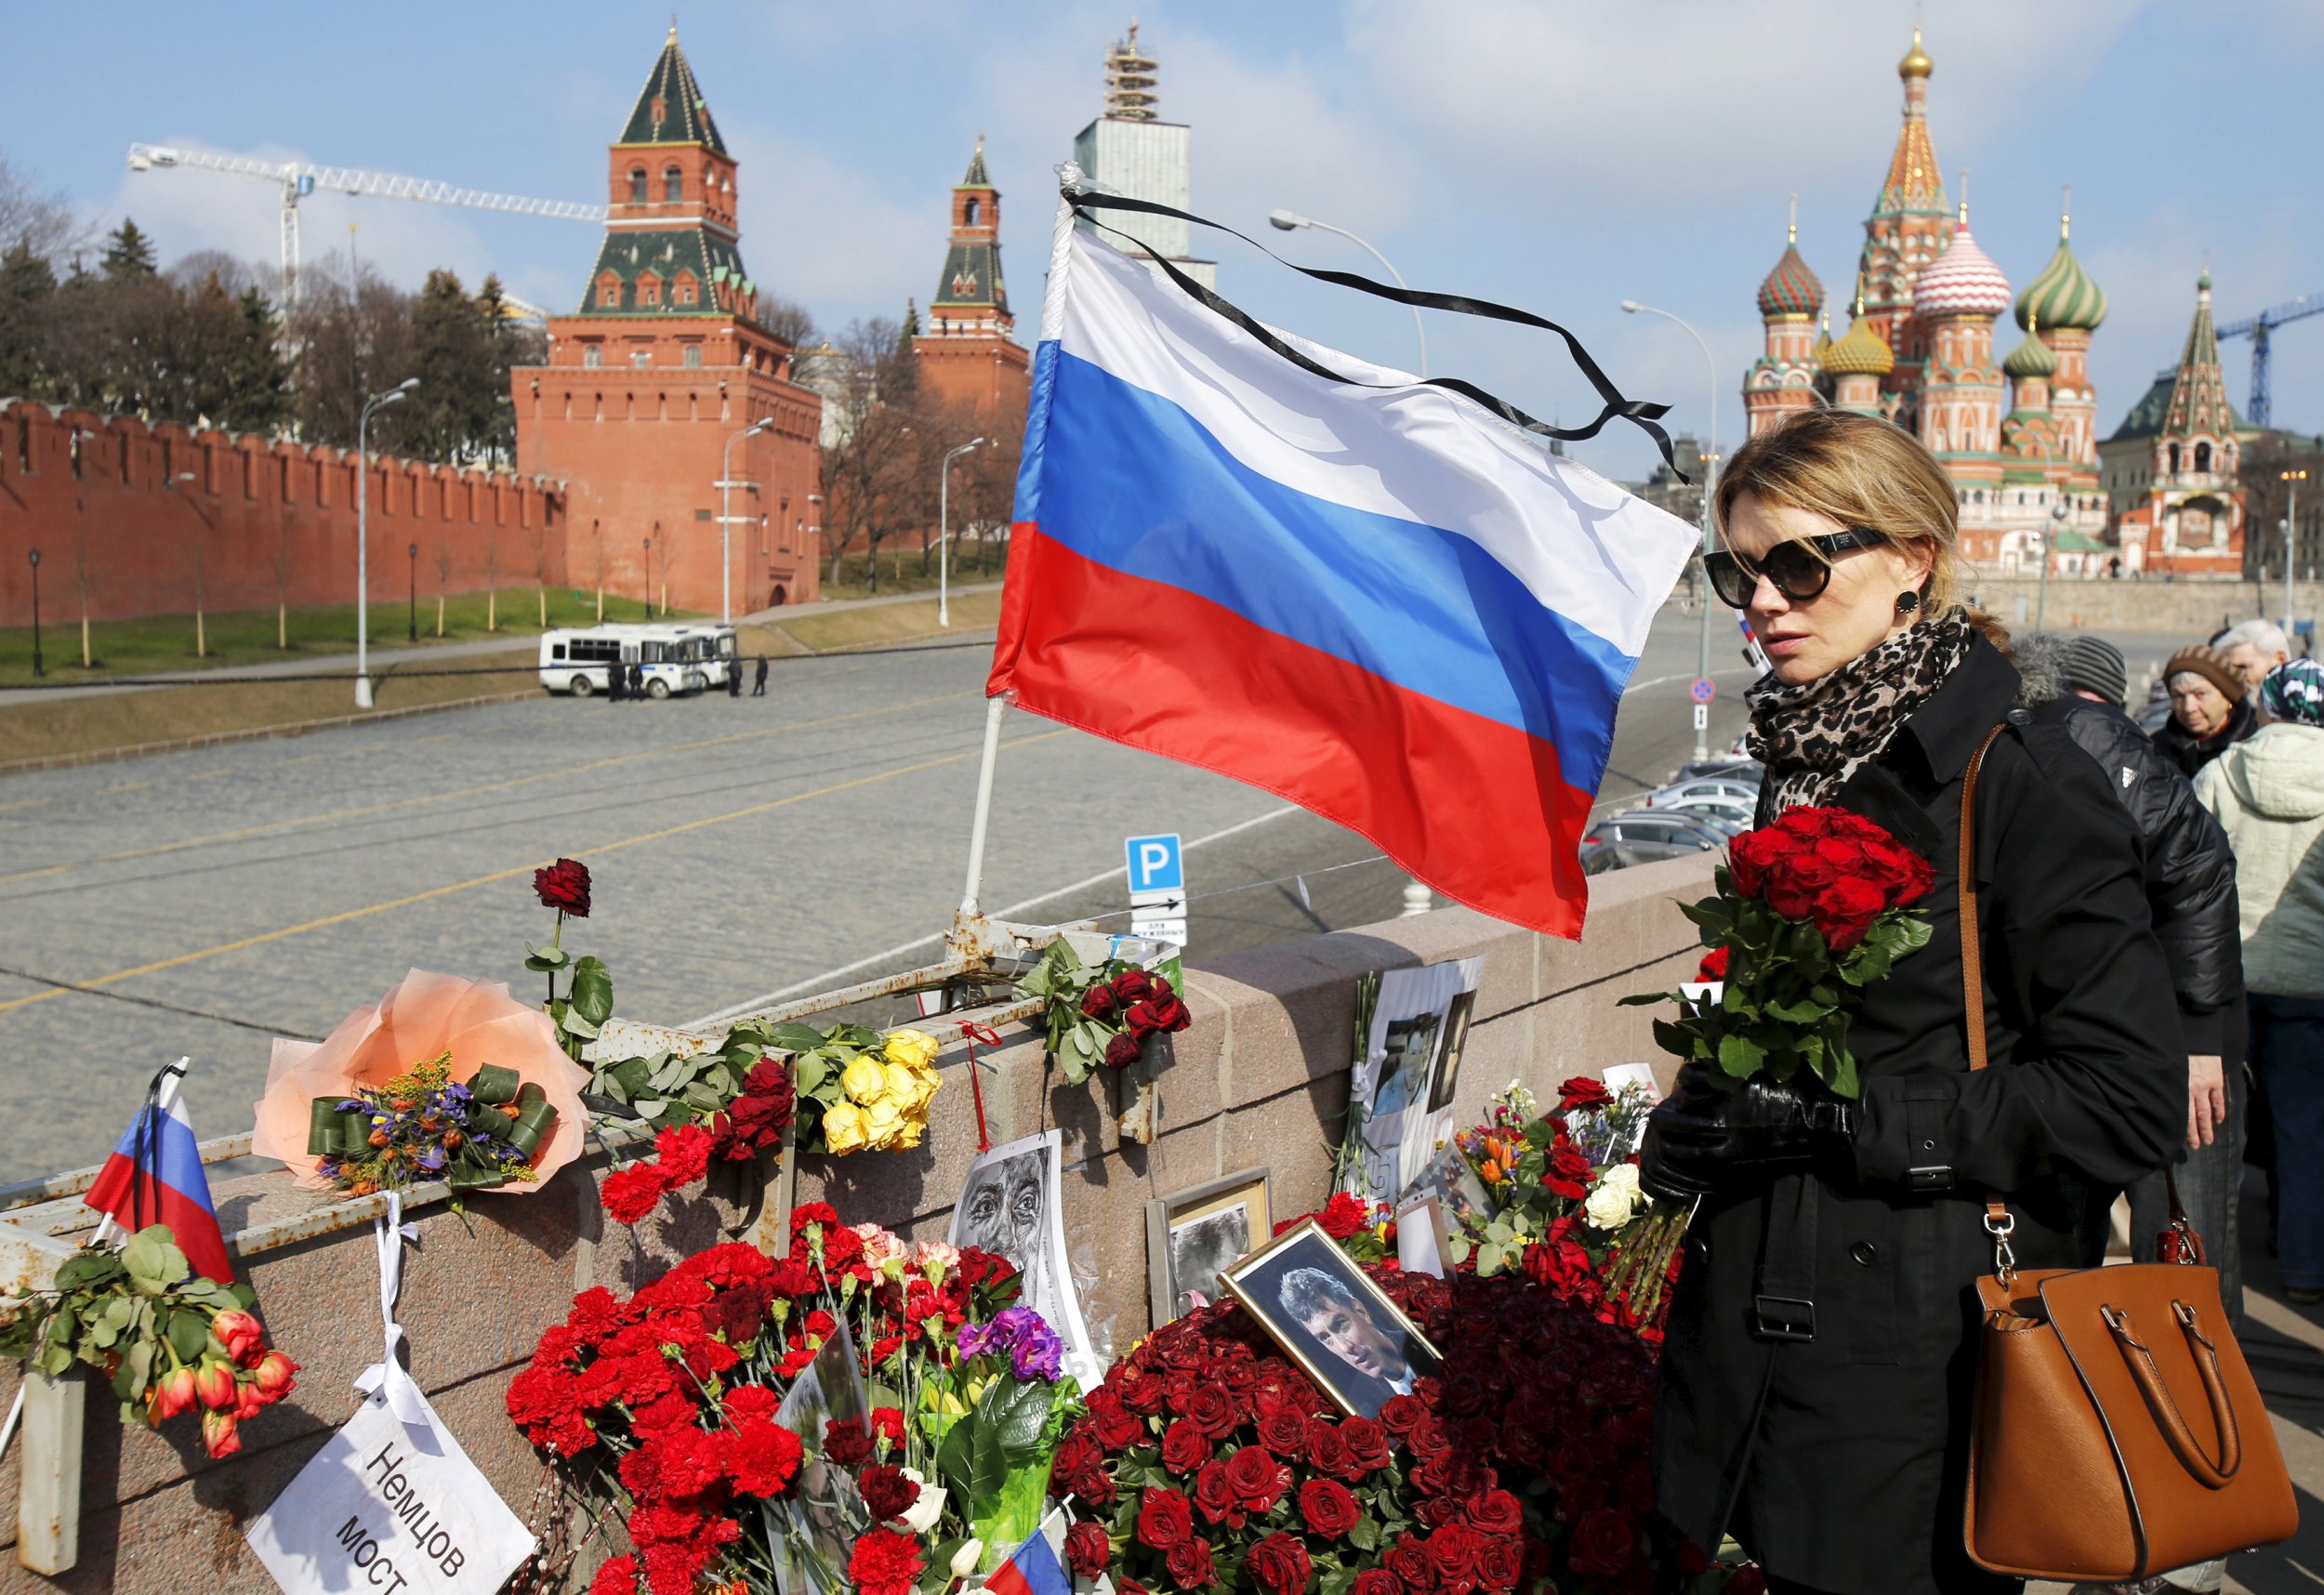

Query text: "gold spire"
[668, 15, 678, 43]
[1788, 192, 1798, 245]
[1957, 169, 1969, 226]
[1899, 26, 1933, 78]
[2060, 182, 2072, 241]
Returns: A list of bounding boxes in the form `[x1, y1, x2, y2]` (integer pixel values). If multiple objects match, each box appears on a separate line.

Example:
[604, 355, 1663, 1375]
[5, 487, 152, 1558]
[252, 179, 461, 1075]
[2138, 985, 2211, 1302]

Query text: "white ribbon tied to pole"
[351, 1190, 434, 1438]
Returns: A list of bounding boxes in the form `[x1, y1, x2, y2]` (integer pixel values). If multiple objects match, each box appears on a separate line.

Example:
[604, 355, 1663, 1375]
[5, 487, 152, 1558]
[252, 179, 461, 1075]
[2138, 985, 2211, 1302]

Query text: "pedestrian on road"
[2154, 644, 2257, 778]
[2015, 632, 2246, 1337]
[605, 660, 625, 704]
[727, 660, 743, 698]
[2196, 659, 2324, 1307]
[752, 655, 770, 696]
[1642, 410, 2181, 1595]
[628, 662, 646, 701]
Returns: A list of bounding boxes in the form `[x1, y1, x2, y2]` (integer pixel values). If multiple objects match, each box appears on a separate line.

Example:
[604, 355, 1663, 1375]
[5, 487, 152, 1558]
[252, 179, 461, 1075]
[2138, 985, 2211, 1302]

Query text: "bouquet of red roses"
[1623, 806, 1935, 1101]
[1050, 1209, 1703, 1595]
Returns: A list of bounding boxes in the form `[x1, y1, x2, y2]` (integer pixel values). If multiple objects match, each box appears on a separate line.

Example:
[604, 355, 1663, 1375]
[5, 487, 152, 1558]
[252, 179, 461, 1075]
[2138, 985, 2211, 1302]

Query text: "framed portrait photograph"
[1146, 1167, 1273, 1325]
[1424, 989, 1479, 1114]
[769, 1325, 869, 1595]
[1221, 1218, 1442, 1420]
[947, 1127, 1099, 1386]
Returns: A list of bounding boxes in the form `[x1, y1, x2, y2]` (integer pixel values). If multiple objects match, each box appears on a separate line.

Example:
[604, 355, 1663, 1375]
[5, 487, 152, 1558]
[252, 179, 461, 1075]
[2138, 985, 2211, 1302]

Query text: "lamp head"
[1269, 209, 1309, 232]
[397, 377, 419, 392]
[1620, 299, 1643, 313]
[407, 542, 418, 556]
[174, 471, 196, 482]
[27, 548, 39, 568]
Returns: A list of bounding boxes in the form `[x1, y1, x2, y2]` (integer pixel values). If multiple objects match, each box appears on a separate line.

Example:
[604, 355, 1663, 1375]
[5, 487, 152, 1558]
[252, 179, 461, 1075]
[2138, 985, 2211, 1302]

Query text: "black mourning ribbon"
[121, 1057, 187, 1236]
[1066, 188, 1687, 481]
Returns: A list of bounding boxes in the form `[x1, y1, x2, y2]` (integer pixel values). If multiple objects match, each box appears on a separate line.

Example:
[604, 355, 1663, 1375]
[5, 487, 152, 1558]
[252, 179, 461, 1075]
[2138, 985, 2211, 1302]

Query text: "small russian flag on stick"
[981, 1502, 1080, 1595]
[83, 1057, 233, 1283]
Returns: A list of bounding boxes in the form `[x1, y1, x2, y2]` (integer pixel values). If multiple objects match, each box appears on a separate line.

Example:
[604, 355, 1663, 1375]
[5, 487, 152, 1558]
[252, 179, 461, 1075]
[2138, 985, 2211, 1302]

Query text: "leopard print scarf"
[1746, 613, 1976, 811]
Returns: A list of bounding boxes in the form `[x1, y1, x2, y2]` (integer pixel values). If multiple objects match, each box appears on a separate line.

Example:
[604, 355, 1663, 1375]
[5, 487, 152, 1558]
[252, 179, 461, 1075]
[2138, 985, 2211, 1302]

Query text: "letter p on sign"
[1125, 833, 1183, 895]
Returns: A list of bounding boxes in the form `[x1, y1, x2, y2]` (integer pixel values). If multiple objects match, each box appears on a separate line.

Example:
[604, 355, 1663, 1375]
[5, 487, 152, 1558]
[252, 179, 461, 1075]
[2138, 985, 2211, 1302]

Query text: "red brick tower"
[914, 139, 1031, 425]
[514, 26, 824, 615]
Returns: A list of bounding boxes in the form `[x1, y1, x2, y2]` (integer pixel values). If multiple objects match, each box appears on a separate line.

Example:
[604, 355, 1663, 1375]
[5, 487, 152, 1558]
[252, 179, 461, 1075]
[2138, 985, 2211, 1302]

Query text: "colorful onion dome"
[1757, 240, 1823, 320]
[1899, 27, 1933, 79]
[1820, 310, 1895, 377]
[2015, 217, 2107, 333]
[2002, 322, 2058, 381]
[1914, 217, 2012, 319]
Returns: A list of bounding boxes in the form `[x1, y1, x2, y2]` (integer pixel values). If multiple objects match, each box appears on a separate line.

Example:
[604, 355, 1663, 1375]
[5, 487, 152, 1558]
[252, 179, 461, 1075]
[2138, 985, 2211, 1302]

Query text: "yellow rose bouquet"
[773, 1022, 944, 1155]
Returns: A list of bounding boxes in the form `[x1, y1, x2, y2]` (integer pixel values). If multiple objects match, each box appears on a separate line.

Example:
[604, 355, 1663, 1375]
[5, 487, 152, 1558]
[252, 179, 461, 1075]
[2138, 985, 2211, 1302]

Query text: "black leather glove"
[1638, 1066, 1858, 1202]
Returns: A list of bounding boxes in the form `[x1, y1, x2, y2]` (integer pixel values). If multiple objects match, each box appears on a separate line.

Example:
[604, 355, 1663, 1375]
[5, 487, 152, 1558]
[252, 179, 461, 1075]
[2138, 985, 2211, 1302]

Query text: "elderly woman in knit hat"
[2198, 659, 2324, 1303]
[2155, 643, 2259, 777]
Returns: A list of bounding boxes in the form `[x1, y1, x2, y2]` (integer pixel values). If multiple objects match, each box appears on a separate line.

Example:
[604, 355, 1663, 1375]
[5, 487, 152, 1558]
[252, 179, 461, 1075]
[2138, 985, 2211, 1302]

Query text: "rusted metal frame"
[2, 1219, 83, 1574]
[0, 1133, 254, 1214]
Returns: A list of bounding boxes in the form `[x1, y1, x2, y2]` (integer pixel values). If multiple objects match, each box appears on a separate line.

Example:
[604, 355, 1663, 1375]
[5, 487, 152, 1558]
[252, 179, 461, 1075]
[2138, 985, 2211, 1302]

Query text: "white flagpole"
[958, 165, 1087, 918]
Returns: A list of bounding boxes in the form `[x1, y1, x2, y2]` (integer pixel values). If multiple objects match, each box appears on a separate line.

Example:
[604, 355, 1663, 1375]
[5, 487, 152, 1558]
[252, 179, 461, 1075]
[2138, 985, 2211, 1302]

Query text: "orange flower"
[1481, 1158, 1503, 1184]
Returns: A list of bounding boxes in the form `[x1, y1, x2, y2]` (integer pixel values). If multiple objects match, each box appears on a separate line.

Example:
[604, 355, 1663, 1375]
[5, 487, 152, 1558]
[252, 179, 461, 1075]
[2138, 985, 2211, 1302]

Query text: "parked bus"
[537, 624, 737, 697]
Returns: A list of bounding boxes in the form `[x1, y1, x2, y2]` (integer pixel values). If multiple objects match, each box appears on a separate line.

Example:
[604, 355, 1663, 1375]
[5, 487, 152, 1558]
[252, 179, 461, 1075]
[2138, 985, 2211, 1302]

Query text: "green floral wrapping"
[514, 1081, 547, 1111]
[507, 1101, 559, 1161]
[306, 1098, 344, 1157]
[467, 1063, 522, 1105]
[468, 1103, 515, 1141]
[337, 1108, 373, 1156]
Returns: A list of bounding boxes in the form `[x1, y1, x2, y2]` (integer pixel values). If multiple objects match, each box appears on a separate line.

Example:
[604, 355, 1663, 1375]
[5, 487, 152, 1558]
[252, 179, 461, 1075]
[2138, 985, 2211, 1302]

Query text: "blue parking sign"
[1125, 833, 1184, 894]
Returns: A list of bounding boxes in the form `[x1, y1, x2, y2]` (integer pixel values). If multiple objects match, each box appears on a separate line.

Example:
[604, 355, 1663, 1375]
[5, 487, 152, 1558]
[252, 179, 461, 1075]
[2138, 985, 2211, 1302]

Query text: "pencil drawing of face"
[959, 1149, 1047, 1304]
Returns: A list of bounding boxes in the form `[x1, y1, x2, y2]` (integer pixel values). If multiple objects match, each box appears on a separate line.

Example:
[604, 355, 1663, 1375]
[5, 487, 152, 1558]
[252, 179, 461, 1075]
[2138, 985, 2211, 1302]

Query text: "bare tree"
[0, 152, 92, 261]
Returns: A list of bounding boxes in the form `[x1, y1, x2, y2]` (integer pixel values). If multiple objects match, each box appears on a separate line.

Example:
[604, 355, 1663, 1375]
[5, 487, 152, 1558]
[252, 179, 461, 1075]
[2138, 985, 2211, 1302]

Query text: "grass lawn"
[776, 589, 1004, 652]
[815, 544, 1008, 602]
[0, 587, 670, 686]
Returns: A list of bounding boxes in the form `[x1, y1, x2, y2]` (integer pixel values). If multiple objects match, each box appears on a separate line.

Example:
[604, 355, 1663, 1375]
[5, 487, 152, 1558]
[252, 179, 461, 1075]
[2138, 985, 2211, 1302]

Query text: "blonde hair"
[1714, 410, 2005, 647]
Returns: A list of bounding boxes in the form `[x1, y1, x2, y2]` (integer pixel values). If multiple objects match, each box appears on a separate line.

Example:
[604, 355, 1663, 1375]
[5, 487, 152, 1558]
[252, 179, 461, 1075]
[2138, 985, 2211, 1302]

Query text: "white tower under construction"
[1071, 22, 1216, 289]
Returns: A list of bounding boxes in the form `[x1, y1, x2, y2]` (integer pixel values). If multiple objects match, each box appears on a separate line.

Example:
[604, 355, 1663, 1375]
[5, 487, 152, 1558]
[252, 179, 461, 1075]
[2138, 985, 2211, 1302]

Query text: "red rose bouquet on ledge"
[1017, 940, 1193, 1084]
[1622, 806, 1935, 1101]
[1052, 1206, 1703, 1595]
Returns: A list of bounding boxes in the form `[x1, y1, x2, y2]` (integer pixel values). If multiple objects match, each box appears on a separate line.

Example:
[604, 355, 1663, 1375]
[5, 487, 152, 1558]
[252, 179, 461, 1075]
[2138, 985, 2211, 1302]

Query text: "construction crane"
[125, 142, 604, 308]
[2216, 292, 2324, 428]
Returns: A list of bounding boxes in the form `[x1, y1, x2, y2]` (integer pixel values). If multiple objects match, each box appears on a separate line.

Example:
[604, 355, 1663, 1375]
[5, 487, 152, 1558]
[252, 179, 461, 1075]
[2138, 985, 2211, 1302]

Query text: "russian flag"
[983, 1506, 1077, 1595]
[990, 214, 1697, 937]
[84, 1058, 234, 1284]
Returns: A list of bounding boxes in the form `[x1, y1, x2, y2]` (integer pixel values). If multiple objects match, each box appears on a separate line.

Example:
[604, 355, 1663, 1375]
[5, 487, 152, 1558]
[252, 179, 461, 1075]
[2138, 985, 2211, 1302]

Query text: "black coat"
[2151, 692, 2257, 779]
[1651, 636, 2183, 1595]
[2031, 695, 2242, 1054]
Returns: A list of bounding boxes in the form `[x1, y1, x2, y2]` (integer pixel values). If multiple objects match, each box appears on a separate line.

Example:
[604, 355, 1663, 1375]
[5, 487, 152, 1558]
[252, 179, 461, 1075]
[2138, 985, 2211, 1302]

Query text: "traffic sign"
[1690, 678, 1716, 705]
[1125, 834, 1184, 894]
[1692, 703, 1710, 732]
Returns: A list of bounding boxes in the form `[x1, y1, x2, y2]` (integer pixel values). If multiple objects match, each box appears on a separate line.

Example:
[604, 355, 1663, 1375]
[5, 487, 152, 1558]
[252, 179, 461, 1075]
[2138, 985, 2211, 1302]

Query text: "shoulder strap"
[1959, 726, 2015, 1252]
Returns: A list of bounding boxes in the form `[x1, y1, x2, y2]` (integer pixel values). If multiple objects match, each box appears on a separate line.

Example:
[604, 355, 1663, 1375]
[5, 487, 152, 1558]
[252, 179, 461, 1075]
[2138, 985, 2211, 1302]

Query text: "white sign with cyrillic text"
[246, 1383, 535, 1595]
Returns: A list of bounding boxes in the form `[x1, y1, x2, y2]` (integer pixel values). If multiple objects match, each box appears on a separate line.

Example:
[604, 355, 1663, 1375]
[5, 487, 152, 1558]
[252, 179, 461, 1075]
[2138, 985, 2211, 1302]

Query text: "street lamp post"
[407, 543, 419, 643]
[1270, 209, 1427, 377]
[2040, 500, 2067, 630]
[2282, 468, 2308, 635]
[1622, 299, 1720, 762]
[356, 377, 418, 706]
[26, 548, 43, 679]
[642, 538, 653, 617]
[718, 417, 775, 625]
[939, 437, 984, 627]
[166, 471, 209, 657]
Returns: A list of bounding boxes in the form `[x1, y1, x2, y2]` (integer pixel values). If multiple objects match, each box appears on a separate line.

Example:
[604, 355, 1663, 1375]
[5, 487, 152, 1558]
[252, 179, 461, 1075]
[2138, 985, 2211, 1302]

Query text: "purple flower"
[418, 1146, 448, 1173]
[957, 1306, 1063, 1382]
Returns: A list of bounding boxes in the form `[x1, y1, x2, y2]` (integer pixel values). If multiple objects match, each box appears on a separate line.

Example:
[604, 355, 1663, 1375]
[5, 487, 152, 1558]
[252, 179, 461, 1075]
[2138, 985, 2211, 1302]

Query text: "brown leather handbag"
[1955, 726, 2298, 1579]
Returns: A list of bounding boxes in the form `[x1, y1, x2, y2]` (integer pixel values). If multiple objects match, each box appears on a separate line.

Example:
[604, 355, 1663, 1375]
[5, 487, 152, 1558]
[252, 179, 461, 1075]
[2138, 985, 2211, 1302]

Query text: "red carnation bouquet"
[1623, 806, 1935, 1101]
[1052, 1206, 1723, 1595]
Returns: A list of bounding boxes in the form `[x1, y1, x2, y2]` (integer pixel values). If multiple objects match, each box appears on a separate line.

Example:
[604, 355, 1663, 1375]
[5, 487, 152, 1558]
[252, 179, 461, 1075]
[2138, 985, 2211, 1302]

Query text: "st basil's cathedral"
[1743, 31, 2243, 576]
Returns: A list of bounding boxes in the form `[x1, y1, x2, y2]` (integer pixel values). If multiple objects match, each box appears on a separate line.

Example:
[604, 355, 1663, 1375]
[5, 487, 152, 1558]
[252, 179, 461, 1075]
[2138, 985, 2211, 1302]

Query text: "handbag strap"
[1958, 726, 2019, 1269]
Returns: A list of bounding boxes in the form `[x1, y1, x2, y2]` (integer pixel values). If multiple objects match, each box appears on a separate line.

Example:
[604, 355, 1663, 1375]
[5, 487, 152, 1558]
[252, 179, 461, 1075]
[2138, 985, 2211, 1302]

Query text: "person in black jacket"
[1643, 412, 2181, 1595]
[2153, 644, 2257, 777]
[2014, 632, 2245, 1331]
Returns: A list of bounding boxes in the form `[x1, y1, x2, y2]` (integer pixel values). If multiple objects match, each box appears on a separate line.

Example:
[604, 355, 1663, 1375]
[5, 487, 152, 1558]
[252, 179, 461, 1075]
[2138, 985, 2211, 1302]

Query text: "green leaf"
[166, 1309, 208, 1364]
[569, 956, 614, 1027]
[1716, 1032, 1767, 1080]
[121, 1228, 185, 1291]
[1618, 992, 1670, 1008]
[1348, 1515, 1380, 1552]
[523, 942, 570, 970]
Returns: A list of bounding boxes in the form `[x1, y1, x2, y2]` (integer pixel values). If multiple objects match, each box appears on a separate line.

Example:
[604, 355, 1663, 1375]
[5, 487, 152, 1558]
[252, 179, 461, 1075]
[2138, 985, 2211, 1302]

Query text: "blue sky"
[7, 0, 2320, 484]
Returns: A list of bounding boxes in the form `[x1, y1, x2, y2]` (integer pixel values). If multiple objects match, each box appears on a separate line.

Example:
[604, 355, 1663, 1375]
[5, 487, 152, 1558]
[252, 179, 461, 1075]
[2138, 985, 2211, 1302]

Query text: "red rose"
[1223, 1442, 1291, 1512]
[1811, 875, 1888, 951]
[1385, 1537, 1438, 1594]
[1161, 1418, 1213, 1475]
[1105, 1031, 1146, 1069]
[1697, 945, 1730, 981]
[1304, 1420, 1352, 1479]
[1556, 1076, 1615, 1113]
[1473, 1536, 1523, 1593]
[1165, 1536, 1217, 1590]
[1763, 850, 1838, 920]
[1544, 1145, 1593, 1200]
[1779, 808, 1838, 839]
[1299, 1478, 1361, 1541]
[1182, 1382, 1241, 1440]
[1353, 1574, 1402, 1595]
[1139, 1486, 1196, 1551]
[857, 1463, 919, 1523]
[1194, 1458, 1246, 1528]
[1377, 1393, 1428, 1441]
[1246, 1532, 1313, 1595]
[1465, 1490, 1524, 1538]
[1317, 1193, 1371, 1240]
[848, 1528, 925, 1595]
[1066, 1520, 1113, 1579]
[1087, 1389, 1143, 1451]
[534, 858, 591, 916]
[1112, 969, 1157, 1003]
[1426, 1527, 1483, 1595]
[1723, 1565, 1768, 1595]
[1726, 826, 1800, 898]
[1082, 986, 1122, 1021]
[824, 1416, 873, 1467]
[1128, 993, 1192, 1037]
[1565, 1509, 1637, 1581]
[1338, 1417, 1392, 1476]
[1256, 1406, 1309, 1457]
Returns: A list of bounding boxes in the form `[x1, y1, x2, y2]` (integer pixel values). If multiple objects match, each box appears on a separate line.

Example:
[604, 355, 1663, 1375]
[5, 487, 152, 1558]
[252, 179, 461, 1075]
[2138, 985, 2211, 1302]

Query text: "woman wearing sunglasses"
[1643, 410, 2183, 1595]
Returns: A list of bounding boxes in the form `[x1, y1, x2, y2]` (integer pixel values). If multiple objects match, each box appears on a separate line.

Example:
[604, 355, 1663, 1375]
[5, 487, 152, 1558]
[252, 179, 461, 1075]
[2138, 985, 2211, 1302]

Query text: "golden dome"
[1898, 27, 1933, 79]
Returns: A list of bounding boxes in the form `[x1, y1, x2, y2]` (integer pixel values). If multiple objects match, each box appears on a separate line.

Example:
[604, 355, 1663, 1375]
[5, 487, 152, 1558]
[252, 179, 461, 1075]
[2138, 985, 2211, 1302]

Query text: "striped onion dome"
[1819, 310, 1895, 377]
[1757, 242, 1824, 320]
[2014, 223, 2107, 332]
[1914, 218, 2012, 319]
[2002, 323, 2058, 380]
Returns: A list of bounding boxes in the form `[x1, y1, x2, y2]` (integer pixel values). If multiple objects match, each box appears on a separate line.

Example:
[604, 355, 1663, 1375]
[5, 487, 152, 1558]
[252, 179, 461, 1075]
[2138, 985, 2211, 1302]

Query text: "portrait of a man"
[948, 1128, 1098, 1385]
[1224, 1219, 1441, 1419]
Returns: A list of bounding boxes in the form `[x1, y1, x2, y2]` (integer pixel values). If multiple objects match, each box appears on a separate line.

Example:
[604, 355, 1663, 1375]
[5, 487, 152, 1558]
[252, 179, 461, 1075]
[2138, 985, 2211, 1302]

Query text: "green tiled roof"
[576, 226, 749, 316]
[619, 33, 727, 153]
[932, 242, 1006, 314]
[963, 143, 991, 188]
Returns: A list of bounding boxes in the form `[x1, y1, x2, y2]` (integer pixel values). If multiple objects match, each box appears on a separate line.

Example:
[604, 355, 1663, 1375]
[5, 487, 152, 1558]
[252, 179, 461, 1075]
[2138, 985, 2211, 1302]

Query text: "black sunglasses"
[1702, 528, 1885, 609]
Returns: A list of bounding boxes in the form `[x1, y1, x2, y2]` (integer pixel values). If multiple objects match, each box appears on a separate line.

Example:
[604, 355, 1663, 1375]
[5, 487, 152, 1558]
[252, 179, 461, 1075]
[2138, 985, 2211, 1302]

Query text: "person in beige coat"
[2197, 658, 2324, 1301]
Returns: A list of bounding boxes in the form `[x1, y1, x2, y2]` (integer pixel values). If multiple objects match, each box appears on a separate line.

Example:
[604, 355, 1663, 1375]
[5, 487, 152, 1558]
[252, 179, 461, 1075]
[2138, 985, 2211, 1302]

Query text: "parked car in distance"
[1660, 801, 1749, 836]
[1673, 757, 1764, 784]
[1579, 810, 1729, 874]
[1647, 776, 1761, 812]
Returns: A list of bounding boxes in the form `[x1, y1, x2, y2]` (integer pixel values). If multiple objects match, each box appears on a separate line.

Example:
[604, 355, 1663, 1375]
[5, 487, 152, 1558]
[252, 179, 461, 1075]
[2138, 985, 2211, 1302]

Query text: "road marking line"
[412, 732, 460, 744]
[0, 691, 974, 885]
[98, 781, 152, 795]
[0, 728, 1064, 1017]
[184, 770, 234, 782]
[0, 798, 50, 813]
